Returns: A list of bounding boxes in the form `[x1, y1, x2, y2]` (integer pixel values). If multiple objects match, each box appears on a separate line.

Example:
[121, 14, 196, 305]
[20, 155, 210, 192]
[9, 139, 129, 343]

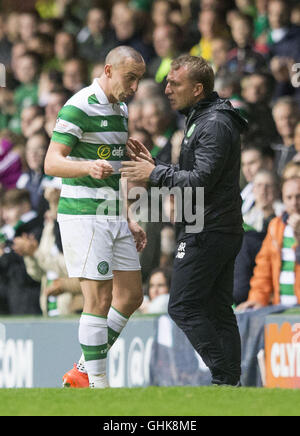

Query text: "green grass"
[0, 386, 300, 416]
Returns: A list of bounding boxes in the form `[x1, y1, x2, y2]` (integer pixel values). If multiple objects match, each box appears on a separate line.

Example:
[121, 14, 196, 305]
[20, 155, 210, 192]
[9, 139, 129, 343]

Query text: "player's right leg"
[78, 278, 113, 388]
[59, 217, 114, 388]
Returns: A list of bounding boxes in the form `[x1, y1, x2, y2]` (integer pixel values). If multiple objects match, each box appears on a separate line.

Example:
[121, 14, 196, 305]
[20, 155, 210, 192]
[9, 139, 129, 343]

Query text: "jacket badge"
[187, 124, 196, 138]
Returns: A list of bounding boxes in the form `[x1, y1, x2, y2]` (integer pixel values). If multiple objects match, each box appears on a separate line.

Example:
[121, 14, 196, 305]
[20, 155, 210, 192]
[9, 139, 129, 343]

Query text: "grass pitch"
[0, 386, 300, 416]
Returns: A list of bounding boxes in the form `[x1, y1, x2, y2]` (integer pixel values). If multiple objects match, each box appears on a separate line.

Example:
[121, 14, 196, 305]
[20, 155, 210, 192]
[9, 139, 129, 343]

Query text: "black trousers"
[168, 231, 243, 386]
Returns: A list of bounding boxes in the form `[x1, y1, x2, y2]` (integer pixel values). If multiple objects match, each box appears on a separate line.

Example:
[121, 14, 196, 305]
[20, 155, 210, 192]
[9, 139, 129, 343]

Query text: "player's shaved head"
[99, 46, 145, 103]
[105, 46, 145, 68]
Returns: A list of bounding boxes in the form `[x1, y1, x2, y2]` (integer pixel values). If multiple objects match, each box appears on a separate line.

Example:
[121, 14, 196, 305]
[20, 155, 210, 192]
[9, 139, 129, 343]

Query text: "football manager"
[121, 55, 248, 386]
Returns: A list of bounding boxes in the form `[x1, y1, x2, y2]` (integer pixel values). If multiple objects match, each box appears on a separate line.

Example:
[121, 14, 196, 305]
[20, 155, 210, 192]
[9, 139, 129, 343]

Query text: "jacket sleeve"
[150, 120, 231, 192]
[247, 229, 274, 306]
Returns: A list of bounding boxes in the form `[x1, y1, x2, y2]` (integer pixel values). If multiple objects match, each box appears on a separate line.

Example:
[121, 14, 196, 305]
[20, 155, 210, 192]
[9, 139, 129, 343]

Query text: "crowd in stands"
[0, 0, 300, 316]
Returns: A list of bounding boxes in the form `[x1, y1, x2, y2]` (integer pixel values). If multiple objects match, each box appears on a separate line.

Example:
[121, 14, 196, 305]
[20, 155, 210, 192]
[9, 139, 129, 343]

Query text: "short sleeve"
[51, 105, 85, 148]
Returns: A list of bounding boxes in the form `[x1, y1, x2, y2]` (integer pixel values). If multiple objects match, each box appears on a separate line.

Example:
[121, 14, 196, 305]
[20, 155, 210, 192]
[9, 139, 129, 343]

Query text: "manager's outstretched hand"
[122, 137, 156, 182]
[127, 138, 155, 164]
[120, 159, 155, 183]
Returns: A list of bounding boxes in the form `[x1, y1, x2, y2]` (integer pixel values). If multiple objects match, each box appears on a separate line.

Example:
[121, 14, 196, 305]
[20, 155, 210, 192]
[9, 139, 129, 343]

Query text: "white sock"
[107, 306, 129, 350]
[76, 353, 86, 373]
[77, 307, 129, 373]
[78, 313, 108, 376]
[89, 373, 109, 389]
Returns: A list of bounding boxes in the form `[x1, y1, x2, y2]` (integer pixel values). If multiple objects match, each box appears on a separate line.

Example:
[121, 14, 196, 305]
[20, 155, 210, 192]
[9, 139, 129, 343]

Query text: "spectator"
[0, 133, 22, 190]
[77, 8, 117, 63]
[14, 177, 83, 316]
[20, 105, 45, 139]
[268, 0, 300, 102]
[62, 58, 88, 93]
[0, 13, 12, 67]
[237, 176, 300, 311]
[44, 88, 71, 137]
[128, 101, 144, 134]
[0, 188, 42, 315]
[16, 131, 49, 212]
[26, 32, 55, 64]
[18, 11, 39, 43]
[226, 12, 268, 76]
[142, 96, 176, 162]
[111, 1, 154, 64]
[90, 63, 105, 81]
[133, 78, 163, 103]
[272, 97, 300, 176]
[11, 51, 42, 134]
[45, 31, 77, 72]
[5, 11, 19, 44]
[148, 23, 181, 84]
[241, 72, 278, 143]
[267, 0, 300, 61]
[151, 0, 174, 27]
[282, 160, 300, 181]
[38, 69, 63, 107]
[0, 88, 16, 131]
[291, 3, 300, 26]
[243, 168, 281, 232]
[293, 121, 300, 162]
[241, 143, 275, 214]
[254, 0, 270, 43]
[190, 9, 228, 62]
[139, 267, 171, 314]
[210, 37, 232, 79]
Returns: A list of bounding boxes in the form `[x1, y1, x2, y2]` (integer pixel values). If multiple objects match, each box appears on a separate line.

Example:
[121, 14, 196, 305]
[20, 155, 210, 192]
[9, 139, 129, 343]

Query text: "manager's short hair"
[171, 55, 215, 98]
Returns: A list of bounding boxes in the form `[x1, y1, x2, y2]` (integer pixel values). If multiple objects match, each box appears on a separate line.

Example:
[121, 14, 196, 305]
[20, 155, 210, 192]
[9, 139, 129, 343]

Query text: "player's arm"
[44, 141, 113, 179]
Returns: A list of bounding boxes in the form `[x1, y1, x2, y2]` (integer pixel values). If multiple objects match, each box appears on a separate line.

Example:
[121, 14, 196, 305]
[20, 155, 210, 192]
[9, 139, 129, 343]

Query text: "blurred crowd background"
[0, 0, 300, 317]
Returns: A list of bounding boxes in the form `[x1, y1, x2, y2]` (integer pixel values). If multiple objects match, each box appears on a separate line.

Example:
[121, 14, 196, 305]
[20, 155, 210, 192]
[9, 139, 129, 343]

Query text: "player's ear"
[104, 64, 112, 79]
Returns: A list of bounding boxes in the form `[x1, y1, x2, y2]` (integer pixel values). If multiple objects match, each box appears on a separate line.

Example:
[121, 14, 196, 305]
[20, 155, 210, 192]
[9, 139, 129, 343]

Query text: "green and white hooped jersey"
[51, 79, 128, 218]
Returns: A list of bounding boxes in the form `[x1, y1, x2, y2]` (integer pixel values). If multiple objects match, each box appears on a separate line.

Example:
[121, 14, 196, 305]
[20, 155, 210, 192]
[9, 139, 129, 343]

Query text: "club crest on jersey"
[97, 261, 109, 275]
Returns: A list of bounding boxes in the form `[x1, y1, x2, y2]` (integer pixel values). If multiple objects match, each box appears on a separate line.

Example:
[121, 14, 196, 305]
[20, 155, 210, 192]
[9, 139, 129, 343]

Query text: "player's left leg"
[107, 269, 143, 349]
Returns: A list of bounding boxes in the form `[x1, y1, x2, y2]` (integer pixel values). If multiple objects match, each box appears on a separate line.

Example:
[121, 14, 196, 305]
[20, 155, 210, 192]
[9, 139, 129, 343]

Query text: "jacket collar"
[180, 92, 219, 118]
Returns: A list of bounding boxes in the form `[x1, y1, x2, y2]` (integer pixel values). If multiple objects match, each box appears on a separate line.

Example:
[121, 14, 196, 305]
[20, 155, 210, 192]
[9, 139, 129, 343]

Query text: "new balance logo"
[176, 242, 186, 259]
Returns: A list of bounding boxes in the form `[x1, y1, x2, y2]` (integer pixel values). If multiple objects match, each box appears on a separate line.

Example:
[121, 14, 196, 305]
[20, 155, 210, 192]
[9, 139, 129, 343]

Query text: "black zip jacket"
[149, 92, 248, 235]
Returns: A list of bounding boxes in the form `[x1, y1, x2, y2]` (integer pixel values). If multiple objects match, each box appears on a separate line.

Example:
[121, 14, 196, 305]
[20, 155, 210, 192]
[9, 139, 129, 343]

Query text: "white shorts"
[58, 217, 141, 280]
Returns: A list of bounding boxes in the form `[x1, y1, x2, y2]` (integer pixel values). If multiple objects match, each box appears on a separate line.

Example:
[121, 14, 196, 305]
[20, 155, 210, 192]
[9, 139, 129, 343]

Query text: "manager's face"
[165, 66, 200, 111]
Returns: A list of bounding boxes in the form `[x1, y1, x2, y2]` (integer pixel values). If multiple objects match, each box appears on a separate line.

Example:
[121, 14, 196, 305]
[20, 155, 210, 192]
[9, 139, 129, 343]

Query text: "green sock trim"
[111, 306, 129, 319]
[81, 343, 108, 361]
[82, 312, 107, 319]
[108, 326, 120, 347]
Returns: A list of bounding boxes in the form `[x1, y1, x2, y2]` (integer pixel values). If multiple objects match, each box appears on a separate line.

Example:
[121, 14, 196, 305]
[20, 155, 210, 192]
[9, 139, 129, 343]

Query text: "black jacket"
[149, 92, 248, 235]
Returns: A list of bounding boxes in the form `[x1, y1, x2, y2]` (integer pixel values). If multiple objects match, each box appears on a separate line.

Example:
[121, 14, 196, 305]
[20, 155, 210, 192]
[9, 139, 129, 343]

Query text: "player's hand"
[88, 160, 114, 179]
[127, 138, 155, 164]
[128, 220, 147, 252]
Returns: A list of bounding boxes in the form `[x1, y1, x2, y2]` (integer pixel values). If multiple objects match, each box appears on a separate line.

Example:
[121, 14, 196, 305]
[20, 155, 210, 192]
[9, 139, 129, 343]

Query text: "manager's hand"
[127, 138, 155, 164]
[120, 160, 155, 183]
